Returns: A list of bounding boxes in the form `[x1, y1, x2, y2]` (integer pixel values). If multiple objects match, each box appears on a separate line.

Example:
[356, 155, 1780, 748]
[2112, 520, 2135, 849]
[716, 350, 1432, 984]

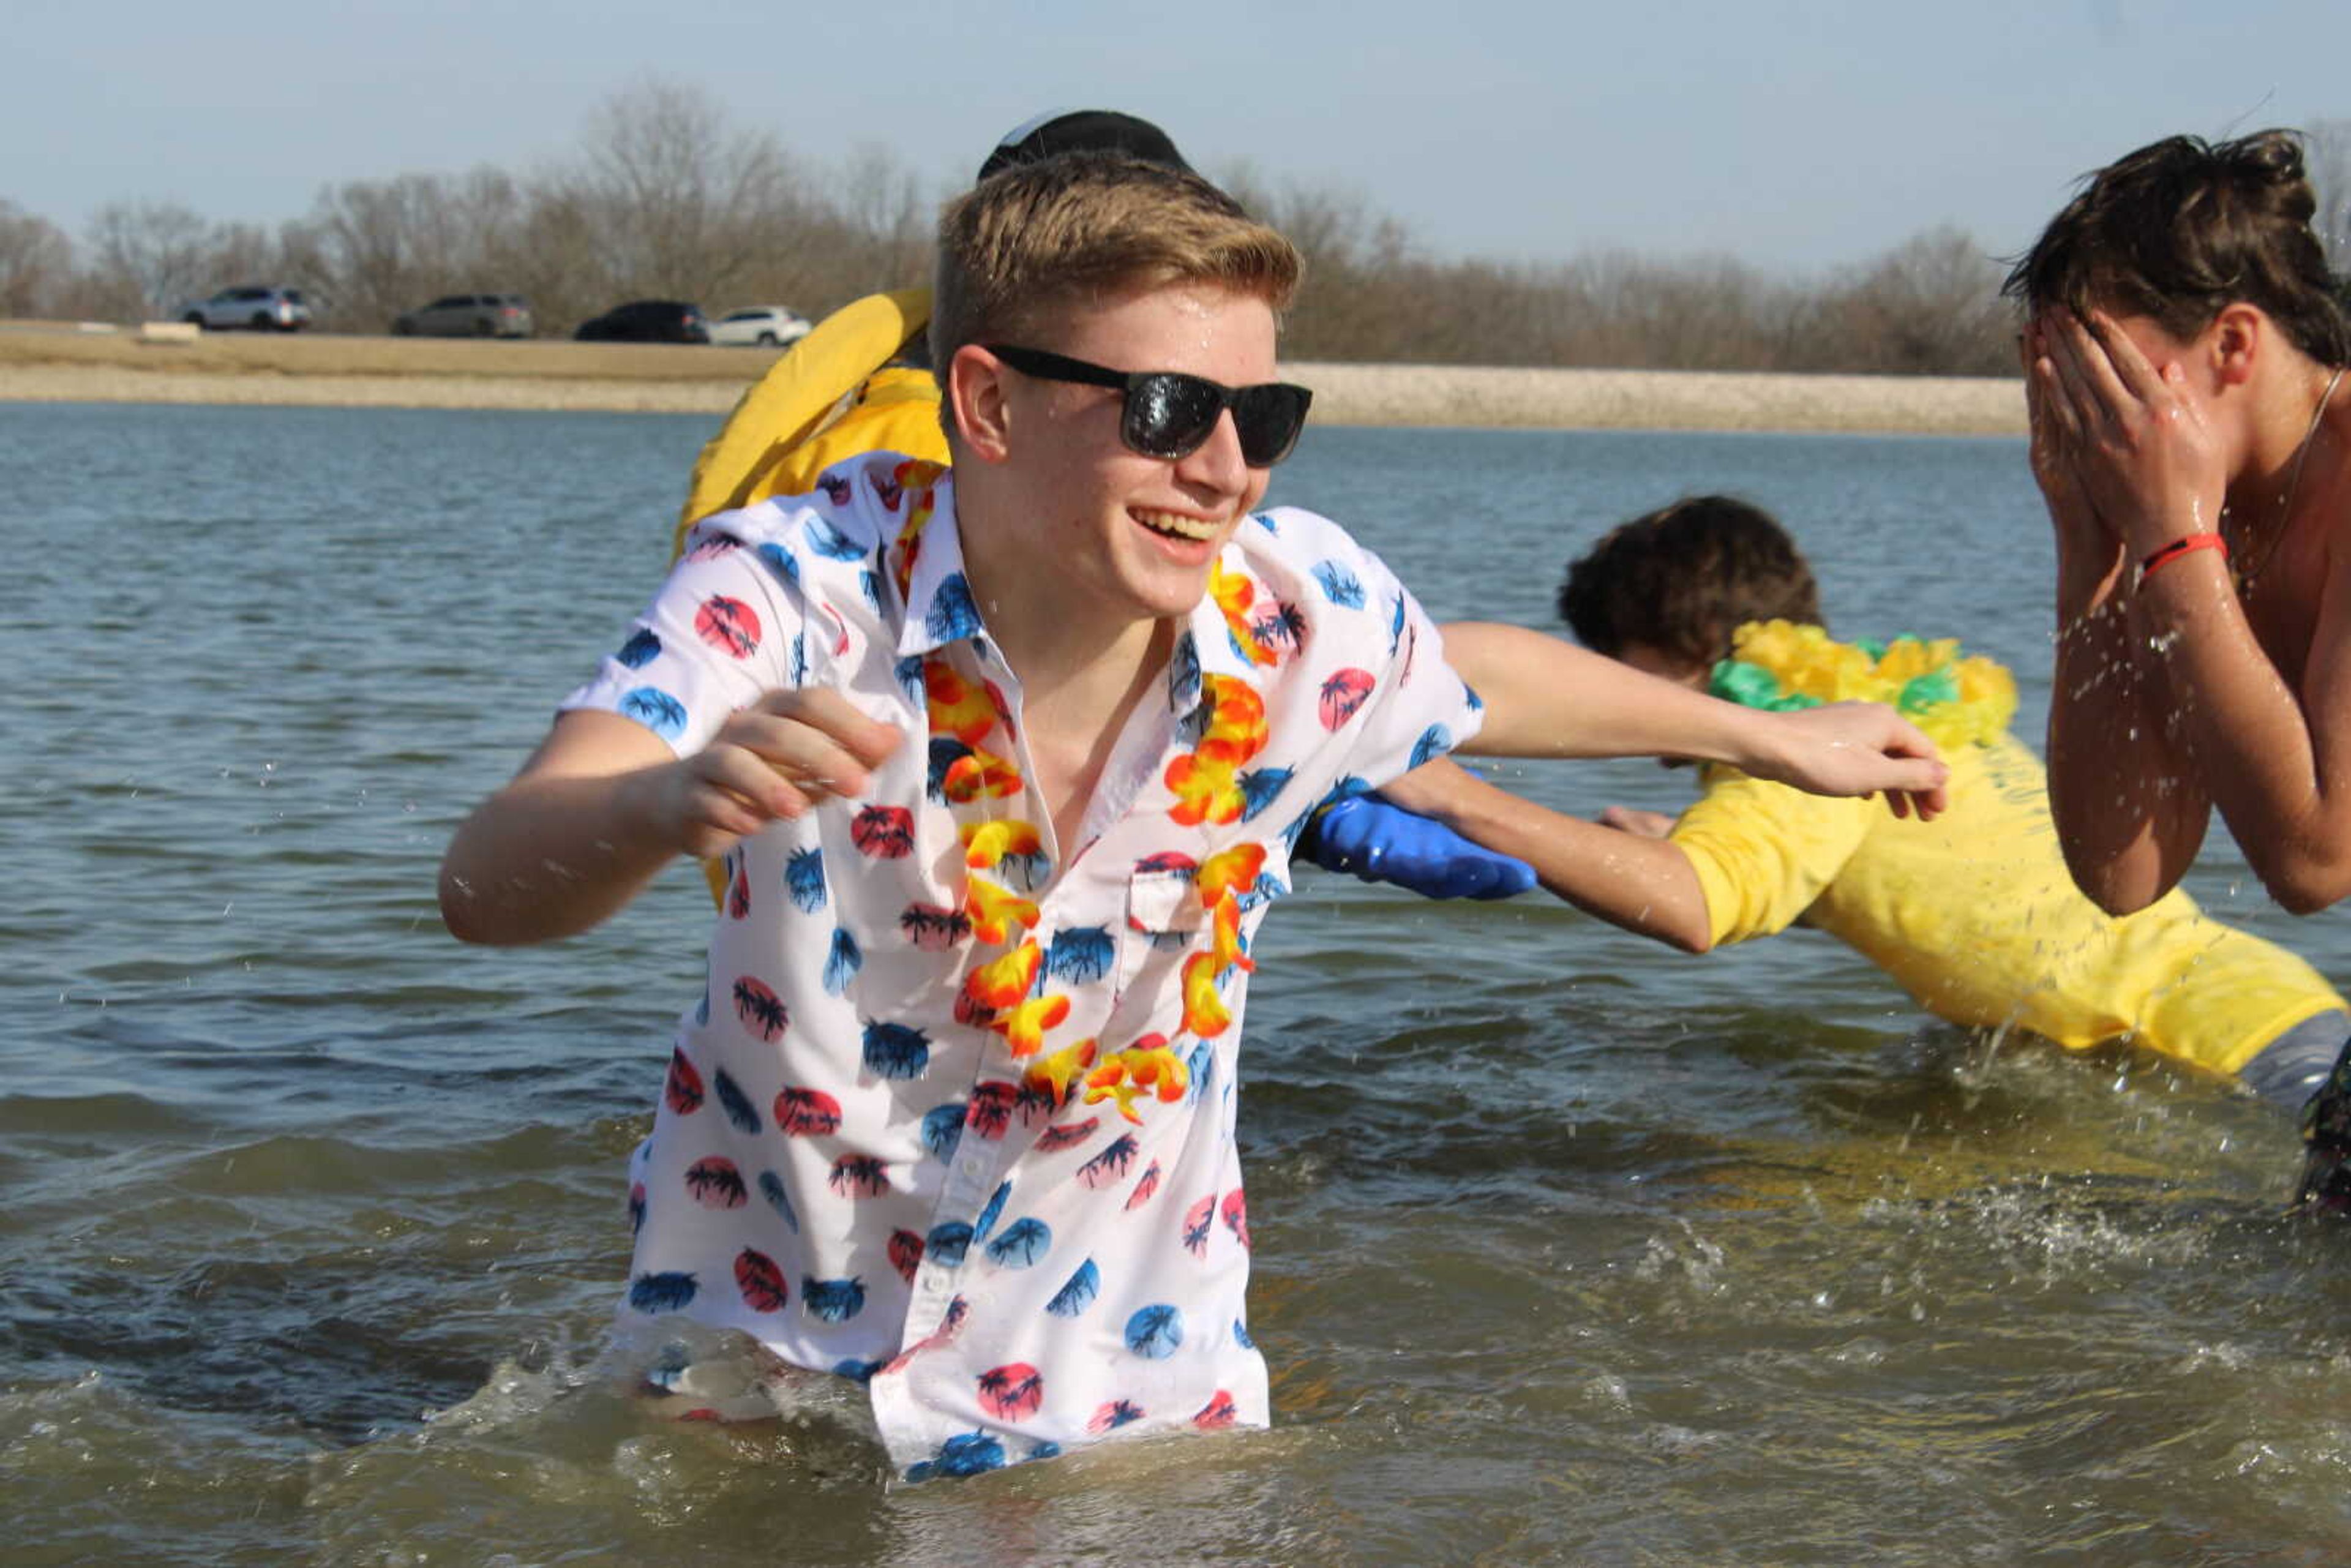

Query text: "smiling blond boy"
[441, 154, 1946, 1478]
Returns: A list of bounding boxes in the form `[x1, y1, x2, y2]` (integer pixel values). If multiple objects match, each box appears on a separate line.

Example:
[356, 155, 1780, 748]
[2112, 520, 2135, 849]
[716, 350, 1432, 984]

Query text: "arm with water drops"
[2039, 312, 2351, 911]
[2134, 535, 2351, 913]
[2030, 315, 2213, 913]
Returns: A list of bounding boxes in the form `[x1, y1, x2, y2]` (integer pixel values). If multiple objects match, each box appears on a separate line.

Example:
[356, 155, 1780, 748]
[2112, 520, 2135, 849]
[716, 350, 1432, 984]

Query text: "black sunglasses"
[985, 343, 1313, 467]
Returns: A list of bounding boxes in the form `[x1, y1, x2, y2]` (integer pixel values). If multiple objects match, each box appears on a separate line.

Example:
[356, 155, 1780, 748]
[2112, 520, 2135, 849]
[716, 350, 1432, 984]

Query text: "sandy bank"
[0, 323, 2025, 437]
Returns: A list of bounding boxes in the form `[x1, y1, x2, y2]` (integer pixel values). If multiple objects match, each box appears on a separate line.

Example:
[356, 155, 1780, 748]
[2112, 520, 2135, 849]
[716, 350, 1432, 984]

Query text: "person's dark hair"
[976, 109, 1192, 184]
[893, 112, 1197, 372]
[1558, 496, 1823, 666]
[2002, 129, 2351, 367]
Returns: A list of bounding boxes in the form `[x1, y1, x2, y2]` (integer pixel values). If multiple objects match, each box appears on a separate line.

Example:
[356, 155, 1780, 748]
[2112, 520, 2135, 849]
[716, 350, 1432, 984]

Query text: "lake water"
[9, 402, 2351, 1565]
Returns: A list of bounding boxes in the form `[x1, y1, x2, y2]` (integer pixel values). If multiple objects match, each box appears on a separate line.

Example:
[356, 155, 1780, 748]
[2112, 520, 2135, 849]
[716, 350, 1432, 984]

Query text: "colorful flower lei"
[1707, 620, 2016, 751]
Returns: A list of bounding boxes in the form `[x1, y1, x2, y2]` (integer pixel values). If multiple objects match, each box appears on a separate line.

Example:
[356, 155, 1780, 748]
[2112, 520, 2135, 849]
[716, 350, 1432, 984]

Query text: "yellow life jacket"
[673, 287, 948, 905]
[672, 287, 945, 555]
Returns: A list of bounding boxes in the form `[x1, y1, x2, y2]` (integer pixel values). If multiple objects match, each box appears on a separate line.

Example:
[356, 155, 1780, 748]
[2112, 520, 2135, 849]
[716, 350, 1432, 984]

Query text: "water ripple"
[9, 408, 2349, 1562]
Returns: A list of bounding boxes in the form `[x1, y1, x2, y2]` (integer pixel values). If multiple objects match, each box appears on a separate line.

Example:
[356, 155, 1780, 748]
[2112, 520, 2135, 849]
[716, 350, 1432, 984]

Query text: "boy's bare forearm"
[1441, 621, 1946, 813]
[440, 695, 904, 945]
[440, 763, 683, 945]
[1381, 760, 1714, 951]
[439, 710, 707, 946]
[1443, 621, 1770, 763]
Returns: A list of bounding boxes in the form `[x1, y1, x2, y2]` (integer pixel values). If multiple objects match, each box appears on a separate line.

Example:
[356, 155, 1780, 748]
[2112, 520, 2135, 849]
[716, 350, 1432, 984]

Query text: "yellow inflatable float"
[672, 287, 946, 558]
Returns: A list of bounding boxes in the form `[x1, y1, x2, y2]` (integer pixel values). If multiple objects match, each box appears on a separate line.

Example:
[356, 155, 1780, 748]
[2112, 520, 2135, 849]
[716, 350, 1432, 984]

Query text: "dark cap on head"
[976, 109, 1192, 184]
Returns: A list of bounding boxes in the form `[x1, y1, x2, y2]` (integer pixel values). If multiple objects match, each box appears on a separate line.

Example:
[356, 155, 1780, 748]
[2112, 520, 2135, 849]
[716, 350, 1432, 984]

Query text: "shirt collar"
[1161, 544, 1275, 716]
[893, 476, 984, 660]
[1187, 552, 1270, 672]
[894, 486, 1272, 707]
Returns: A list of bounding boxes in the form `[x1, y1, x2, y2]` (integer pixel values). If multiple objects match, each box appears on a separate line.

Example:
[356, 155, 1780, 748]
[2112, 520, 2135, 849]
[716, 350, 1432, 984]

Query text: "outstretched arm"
[439, 691, 901, 945]
[1441, 621, 1947, 817]
[1374, 759, 1716, 951]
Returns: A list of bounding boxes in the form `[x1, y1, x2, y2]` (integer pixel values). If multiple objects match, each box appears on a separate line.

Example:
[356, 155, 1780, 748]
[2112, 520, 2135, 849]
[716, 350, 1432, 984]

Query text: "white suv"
[182, 286, 313, 332]
[709, 305, 812, 348]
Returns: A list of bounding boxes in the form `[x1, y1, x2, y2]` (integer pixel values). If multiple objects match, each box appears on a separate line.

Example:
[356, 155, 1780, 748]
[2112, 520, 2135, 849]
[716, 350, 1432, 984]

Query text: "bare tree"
[13, 102, 2038, 372]
[304, 176, 419, 327]
[1218, 167, 1433, 361]
[304, 167, 533, 329]
[0, 200, 76, 317]
[2304, 118, 2351, 270]
[502, 184, 612, 332]
[550, 78, 812, 317]
[205, 220, 290, 294]
[827, 141, 933, 296]
[86, 200, 220, 319]
[1813, 226, 2011, 376]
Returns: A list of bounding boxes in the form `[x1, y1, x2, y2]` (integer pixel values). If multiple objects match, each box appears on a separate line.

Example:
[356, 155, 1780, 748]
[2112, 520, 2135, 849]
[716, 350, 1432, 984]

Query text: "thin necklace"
[2234, 364, 2345, 593]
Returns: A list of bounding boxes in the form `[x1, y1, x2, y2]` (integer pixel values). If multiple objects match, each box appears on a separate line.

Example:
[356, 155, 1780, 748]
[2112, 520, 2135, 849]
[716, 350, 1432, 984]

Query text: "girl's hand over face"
[2023, 317, 2114, 550]
[2041, 310, 2228, 560]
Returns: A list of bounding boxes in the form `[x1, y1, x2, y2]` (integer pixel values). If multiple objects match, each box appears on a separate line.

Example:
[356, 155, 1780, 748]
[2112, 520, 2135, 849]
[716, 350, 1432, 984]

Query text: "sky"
[13, 0, 2351, 275]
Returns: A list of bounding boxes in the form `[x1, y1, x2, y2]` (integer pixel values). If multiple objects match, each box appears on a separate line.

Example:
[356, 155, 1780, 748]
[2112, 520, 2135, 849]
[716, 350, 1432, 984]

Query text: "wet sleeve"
[558, 528, 810, 757]
[1668, 768, 1872, 947]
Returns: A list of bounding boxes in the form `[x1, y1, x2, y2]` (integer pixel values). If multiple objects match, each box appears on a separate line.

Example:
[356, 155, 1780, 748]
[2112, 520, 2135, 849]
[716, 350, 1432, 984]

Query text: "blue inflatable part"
[1302, 794, 1535, 901]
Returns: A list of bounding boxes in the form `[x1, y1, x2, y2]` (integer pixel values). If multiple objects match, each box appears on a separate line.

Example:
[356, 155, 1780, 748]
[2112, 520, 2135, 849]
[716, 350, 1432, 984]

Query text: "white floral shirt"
[563, 452, 1480, 1479]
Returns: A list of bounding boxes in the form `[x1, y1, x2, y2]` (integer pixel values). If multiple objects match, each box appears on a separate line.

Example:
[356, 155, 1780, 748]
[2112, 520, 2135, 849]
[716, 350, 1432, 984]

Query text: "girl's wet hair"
[1558, 495, 1823, 667]
[2003, 129, 2351, 366]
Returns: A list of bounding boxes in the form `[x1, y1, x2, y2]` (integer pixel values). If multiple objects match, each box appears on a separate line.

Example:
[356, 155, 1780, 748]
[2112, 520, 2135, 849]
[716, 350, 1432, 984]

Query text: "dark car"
[573, 300, 709, 344]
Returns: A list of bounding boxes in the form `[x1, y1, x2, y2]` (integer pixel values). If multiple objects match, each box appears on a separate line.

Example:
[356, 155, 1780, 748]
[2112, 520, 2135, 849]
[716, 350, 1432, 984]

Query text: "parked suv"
[709, 305, 812, 348]
[181, 286, 312, 332]
[572, 299, 709, 343]
[392, 293, 534, 338]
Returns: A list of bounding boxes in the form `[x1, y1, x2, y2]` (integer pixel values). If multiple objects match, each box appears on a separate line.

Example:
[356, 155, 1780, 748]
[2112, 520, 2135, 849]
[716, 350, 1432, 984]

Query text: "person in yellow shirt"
[1329, 495, 2350, 1111]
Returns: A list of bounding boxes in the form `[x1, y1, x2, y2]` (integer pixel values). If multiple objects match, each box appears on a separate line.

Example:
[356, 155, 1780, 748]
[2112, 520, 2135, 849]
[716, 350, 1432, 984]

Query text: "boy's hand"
[1749, 702, 1948, 820]
[1597, 805, 1678, 839]
[652, 688, 902, 858]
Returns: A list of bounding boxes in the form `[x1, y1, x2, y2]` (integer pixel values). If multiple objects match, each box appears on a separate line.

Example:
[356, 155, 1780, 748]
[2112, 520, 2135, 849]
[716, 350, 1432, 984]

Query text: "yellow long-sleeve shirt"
[1671, 732, 2345, 1076]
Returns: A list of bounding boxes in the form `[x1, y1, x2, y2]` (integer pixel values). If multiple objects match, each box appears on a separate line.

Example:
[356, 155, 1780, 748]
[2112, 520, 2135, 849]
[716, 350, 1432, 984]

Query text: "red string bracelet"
[2139, 532, 2228, 583]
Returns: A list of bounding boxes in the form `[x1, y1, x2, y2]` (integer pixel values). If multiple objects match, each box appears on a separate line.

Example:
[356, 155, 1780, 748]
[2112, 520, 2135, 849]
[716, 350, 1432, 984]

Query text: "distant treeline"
[6, 84, 2349, 377]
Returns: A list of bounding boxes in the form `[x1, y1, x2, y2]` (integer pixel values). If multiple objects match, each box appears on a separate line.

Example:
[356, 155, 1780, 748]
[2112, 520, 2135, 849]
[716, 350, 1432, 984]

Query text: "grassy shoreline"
[0, 323, 2026, 435]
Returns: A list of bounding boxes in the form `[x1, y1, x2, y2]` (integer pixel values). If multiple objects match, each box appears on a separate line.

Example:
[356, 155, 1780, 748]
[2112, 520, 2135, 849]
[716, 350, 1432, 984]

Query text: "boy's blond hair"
[929, 152, 1302, 427]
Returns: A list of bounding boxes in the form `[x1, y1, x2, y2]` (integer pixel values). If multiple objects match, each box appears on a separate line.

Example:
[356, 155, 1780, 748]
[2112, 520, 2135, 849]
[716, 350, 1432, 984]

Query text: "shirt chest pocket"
[1116, 866, 1210, 1003]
